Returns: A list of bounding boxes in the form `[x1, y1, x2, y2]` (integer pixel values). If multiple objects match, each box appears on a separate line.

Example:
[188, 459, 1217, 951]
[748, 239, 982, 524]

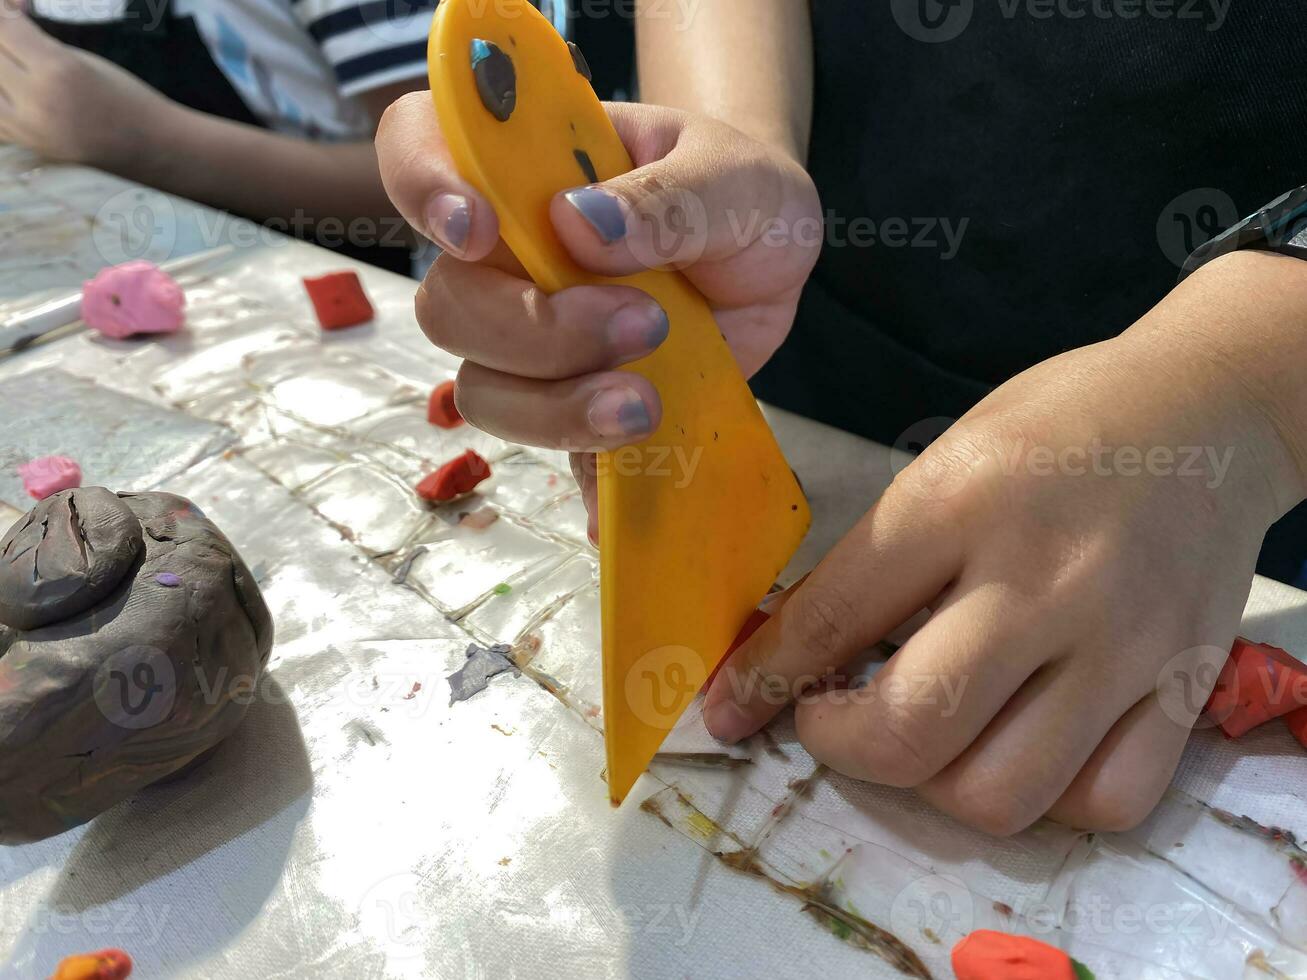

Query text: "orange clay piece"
[1286, 705, 1307, 750]
[303, 271, 374, 331]
[48, 948, 132, 980]
[706, 608, 772, 689]
[952, 930, 1076, 980]
[417, 449, 491, 502]
[428, 380, 464, 428]
[1205, 637, 1307, 738]
[429, 0, 810, 803]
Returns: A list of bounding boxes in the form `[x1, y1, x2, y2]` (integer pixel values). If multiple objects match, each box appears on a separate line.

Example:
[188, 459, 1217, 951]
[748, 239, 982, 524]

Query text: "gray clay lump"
[0, 488, 274, 844]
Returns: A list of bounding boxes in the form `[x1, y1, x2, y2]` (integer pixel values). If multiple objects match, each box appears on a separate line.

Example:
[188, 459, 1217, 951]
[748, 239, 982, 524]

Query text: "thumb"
[550, 104, 786, 277]
[702, 492, 962, 744]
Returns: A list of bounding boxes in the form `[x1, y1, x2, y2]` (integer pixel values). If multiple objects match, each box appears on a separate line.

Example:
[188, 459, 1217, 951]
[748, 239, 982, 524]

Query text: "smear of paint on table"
[391, 546, 428, 585]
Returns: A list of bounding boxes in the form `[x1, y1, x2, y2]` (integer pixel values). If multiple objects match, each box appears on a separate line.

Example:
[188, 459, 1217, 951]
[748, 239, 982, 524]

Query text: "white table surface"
[0, 147, 1303, 980]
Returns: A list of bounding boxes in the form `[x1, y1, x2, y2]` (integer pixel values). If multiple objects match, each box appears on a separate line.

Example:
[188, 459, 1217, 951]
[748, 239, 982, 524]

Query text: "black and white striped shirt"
[32, 0, 566, 138]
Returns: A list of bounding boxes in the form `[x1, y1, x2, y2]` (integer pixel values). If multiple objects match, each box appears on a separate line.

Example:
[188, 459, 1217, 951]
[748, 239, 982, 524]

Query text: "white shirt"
[32, 0, 564, 140]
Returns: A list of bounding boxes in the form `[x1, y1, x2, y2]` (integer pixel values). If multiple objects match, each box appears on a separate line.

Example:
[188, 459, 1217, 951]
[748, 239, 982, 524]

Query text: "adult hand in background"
[0, 1, 175, 170]
[377, 94, 822, 540]
[703, 251, 1307, 835]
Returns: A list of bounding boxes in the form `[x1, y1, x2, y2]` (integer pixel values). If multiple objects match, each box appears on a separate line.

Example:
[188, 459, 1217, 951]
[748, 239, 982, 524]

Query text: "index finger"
[702, 485, 964, 744]
[376, 91, 500, 261]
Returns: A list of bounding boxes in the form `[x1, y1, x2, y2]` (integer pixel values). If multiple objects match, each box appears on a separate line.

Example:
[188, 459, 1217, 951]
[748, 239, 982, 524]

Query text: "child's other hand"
[705, 252, 1307, 835]
[0, 2, 175, 168]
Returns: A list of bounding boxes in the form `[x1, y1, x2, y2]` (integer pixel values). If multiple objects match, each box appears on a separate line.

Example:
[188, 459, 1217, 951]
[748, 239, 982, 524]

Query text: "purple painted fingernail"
[588, 386, 653, 439]
[425, 193, 471, 255]
[563, 186, 628, 244]
[606, 301, 669, 361]
[156, 572, 182, 588]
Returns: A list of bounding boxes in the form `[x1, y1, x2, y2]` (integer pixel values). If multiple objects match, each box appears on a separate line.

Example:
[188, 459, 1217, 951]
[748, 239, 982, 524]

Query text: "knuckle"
[412, 286, 432, 336]
[625, 171, 696, 229]
[623, 169, 676, 211]
[43, 58, 82, 93]
[417, 263, 461, 351]
[1071, 780, 1167, 833]
[891, 436, 988, 511]
[783, 586, 857, 659]
[853, 708, 939, 787]
[450, 368, 485, 430]
[952, 783, 1046, 838]
[419, 305, 455, 353]
[376, 99, 401, 143]
[521, 291, 569, 378]
[378, 91, 421, 137]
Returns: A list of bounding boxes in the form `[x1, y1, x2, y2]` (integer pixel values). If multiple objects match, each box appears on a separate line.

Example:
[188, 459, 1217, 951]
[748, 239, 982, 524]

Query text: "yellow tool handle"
[429, 0, 810, 803]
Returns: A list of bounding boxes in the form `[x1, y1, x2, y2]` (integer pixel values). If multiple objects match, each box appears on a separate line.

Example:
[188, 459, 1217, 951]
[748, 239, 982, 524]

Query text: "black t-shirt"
[751, 0, 1307, 582]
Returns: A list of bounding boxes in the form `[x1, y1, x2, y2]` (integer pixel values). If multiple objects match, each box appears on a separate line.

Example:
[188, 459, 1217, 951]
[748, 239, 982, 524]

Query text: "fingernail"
[606, 302, 669, 361]
[425, 193, 471, 255]
[587, 386, 652, 439]
[563, 186, 628, 243]
[704, 698, 753, 744]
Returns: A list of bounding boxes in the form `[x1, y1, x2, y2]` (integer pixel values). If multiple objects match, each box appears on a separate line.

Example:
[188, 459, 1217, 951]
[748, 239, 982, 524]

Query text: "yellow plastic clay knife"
[429, 0, 810, 803]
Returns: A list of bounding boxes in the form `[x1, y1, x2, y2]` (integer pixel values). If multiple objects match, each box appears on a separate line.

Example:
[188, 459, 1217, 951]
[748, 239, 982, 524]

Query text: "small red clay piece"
[303, 271, 374, 330]
[417, 450, 492, 503]
[728, 608, 771, 658]
[19, 456, 82, 499]
[704, 608, 772, 689]
[1286, 706, 1307, 750]
[952, 930, 1077, 980]
[1205, 638, 1307, 738]
[48, 947, 133, 980]
[428, 380, 464, 428]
